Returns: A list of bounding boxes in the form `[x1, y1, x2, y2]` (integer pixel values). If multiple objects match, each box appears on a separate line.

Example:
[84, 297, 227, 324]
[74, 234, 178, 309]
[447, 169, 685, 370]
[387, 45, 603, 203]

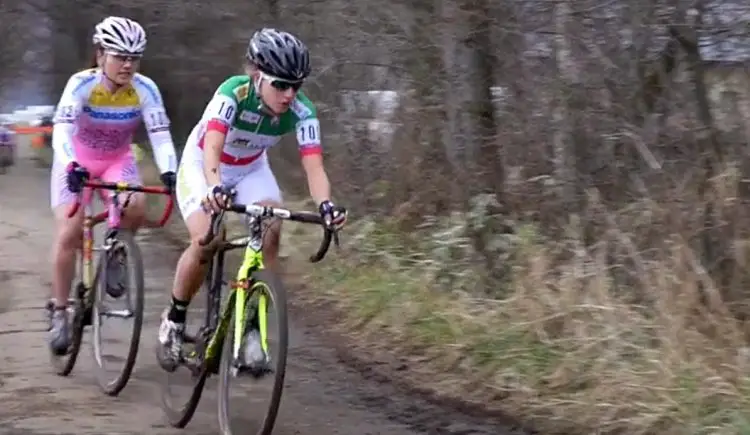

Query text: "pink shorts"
[50, 150, 141, 209]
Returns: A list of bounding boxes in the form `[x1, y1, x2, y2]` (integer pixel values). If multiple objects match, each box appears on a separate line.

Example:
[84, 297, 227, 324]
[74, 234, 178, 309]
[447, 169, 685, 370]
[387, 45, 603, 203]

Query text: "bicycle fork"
[83, 196, 134, 320]
[230, 265, 270, 372]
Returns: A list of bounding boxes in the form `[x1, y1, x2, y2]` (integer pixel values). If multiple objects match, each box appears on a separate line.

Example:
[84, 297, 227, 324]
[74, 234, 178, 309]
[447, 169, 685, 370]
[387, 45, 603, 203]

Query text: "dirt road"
[0, 160, 528, 435]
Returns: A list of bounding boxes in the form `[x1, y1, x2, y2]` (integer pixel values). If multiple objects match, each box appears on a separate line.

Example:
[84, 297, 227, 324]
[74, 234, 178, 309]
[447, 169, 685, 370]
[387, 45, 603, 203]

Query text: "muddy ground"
[0, 160, 530, 435]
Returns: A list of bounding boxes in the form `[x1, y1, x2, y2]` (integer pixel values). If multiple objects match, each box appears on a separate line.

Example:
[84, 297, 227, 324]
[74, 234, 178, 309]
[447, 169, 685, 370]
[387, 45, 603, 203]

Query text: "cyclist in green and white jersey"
[156, 28, 348, 373]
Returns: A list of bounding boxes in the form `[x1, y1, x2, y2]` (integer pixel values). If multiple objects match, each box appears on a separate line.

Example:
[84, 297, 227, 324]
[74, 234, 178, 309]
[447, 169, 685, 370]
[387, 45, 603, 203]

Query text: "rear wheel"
[217, 269, 288, 435]
[160, 252, 224, 428]
[91, 230, 145, 396]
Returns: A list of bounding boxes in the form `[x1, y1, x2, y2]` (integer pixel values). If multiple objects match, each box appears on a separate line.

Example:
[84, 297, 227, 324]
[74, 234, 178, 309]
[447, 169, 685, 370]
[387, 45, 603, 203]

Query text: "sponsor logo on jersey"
[233, 84, 249, 101]
[239, 111, 261, 124]
[226, 132, 281, 150]
[82, 106, 140, 121]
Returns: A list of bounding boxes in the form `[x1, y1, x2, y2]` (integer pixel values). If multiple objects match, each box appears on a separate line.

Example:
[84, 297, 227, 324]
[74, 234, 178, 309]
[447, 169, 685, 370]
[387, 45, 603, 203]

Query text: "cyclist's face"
[103, 51, 141, 85]
[258, 72, 303, 115]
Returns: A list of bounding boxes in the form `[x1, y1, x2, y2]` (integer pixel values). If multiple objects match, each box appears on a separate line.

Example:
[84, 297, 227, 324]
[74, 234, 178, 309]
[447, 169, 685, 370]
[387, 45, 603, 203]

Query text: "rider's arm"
[52, 74, 86, 166]
[136, 76, 178, 174]
[296, 115, 331, 205]
[200, 90, 238, 186]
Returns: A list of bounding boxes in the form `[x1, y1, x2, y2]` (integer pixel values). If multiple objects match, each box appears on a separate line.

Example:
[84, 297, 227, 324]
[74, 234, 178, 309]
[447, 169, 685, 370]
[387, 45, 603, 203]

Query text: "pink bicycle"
[48, 180, 173, 396]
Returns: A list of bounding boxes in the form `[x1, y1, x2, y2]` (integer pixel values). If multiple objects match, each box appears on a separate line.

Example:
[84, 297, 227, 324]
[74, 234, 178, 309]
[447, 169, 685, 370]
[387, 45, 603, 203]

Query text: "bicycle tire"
[217, 269, 289, 435]
[91, 230, 145, 396]
[161, 250, 225, 428]
[49, 282, 88, 376]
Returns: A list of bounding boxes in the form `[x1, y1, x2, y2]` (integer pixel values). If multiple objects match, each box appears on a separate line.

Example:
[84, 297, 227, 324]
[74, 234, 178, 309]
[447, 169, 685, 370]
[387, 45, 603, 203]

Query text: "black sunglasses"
[270, 79, 303, 92]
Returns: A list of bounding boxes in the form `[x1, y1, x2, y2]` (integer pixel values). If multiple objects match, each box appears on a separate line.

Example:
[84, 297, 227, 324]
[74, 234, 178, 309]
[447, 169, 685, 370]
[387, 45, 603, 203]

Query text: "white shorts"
[176, 139, 283, 220]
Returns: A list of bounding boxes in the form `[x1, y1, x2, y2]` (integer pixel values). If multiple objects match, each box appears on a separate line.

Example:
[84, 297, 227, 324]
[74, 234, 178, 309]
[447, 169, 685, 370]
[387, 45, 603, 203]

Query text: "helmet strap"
[252, 75, 280, 118]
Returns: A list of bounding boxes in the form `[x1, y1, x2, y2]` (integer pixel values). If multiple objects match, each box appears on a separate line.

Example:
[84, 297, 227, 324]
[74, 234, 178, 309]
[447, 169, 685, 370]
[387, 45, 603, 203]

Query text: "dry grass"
[138, 145, 750, 433]
[281, 182, 750, 435]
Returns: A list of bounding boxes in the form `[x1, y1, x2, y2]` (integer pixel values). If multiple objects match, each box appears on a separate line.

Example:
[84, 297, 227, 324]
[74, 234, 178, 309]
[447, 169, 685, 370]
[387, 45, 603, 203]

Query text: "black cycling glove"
[319, 200, 347, 229]
[65, 162, 90, 193]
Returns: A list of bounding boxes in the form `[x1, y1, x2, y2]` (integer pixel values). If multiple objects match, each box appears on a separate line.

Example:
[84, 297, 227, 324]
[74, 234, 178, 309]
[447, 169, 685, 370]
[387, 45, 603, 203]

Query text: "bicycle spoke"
[91, 230, 144, 396]
[218, 270, 289, 435]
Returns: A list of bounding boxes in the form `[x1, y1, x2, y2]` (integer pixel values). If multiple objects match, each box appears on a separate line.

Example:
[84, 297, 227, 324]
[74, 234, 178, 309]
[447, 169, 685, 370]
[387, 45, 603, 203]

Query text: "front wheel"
[91, 230, 145, 396]
[217, 269, 288, 435]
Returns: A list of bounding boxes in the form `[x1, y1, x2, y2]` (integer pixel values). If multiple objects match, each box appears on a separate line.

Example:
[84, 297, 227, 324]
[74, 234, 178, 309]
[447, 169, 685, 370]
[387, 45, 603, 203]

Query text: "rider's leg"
[171, 210, 213, 312]
[51, 206, 83, 307]
[156, 209, 212, 371]
[233, 155, 283, 373]
[49, 159, 84, 353]
[157, 146, 214, 371]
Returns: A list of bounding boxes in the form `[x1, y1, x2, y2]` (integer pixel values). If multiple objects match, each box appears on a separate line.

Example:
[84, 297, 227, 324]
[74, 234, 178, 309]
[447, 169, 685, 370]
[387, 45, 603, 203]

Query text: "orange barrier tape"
[31, 136, 46, 149]
[13, 126, 53, 134]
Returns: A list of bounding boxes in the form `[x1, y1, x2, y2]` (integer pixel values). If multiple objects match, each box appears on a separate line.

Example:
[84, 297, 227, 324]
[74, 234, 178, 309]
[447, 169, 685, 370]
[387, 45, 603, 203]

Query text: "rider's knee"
[254, 199, 282, 245]
[188, 234, 209, 251]
[55, 220, 82, 251]
[188, 228, 222, 265]
[121, 194, 146, 222]
[262, 219, 282, 245]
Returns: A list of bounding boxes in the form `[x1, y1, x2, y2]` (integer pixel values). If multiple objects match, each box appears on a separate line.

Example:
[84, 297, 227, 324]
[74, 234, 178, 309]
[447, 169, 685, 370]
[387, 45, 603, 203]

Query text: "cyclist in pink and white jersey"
[48, 16, 178, 354]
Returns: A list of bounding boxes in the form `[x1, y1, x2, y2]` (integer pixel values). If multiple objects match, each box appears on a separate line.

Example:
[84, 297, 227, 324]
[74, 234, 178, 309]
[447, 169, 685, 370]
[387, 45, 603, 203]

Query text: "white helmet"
[92, 16, 147, 55]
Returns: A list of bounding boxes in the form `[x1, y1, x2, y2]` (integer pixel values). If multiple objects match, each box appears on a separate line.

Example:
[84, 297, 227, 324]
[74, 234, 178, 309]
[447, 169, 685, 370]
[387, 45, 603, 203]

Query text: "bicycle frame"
[67, 181, 174, 292]
[198, 202, 336, 369]
[204, 216, 267, 366]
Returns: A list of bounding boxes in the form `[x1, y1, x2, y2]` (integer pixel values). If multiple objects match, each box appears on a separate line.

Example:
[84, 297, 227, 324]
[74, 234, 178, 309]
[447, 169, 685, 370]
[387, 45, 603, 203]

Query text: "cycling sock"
[168, 296, 188, 323]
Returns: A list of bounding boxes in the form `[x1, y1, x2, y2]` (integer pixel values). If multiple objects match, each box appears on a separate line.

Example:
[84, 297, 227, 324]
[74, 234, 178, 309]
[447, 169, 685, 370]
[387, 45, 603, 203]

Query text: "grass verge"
[140, 151, 750, 434]
[281, 196, 750, 435]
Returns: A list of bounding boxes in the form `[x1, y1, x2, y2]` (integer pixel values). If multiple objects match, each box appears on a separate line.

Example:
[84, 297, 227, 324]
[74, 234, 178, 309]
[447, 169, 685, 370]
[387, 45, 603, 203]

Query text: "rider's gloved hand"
[159, 171, 177, 193]
[65, 161, 90, 193]
[319, 200, 347, 230]
[202, 184, 233, 214]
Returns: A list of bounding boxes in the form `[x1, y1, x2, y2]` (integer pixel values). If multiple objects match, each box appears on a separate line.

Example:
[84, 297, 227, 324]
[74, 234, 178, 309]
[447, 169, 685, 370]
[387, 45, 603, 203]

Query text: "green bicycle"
[160, 196, 340, 435]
